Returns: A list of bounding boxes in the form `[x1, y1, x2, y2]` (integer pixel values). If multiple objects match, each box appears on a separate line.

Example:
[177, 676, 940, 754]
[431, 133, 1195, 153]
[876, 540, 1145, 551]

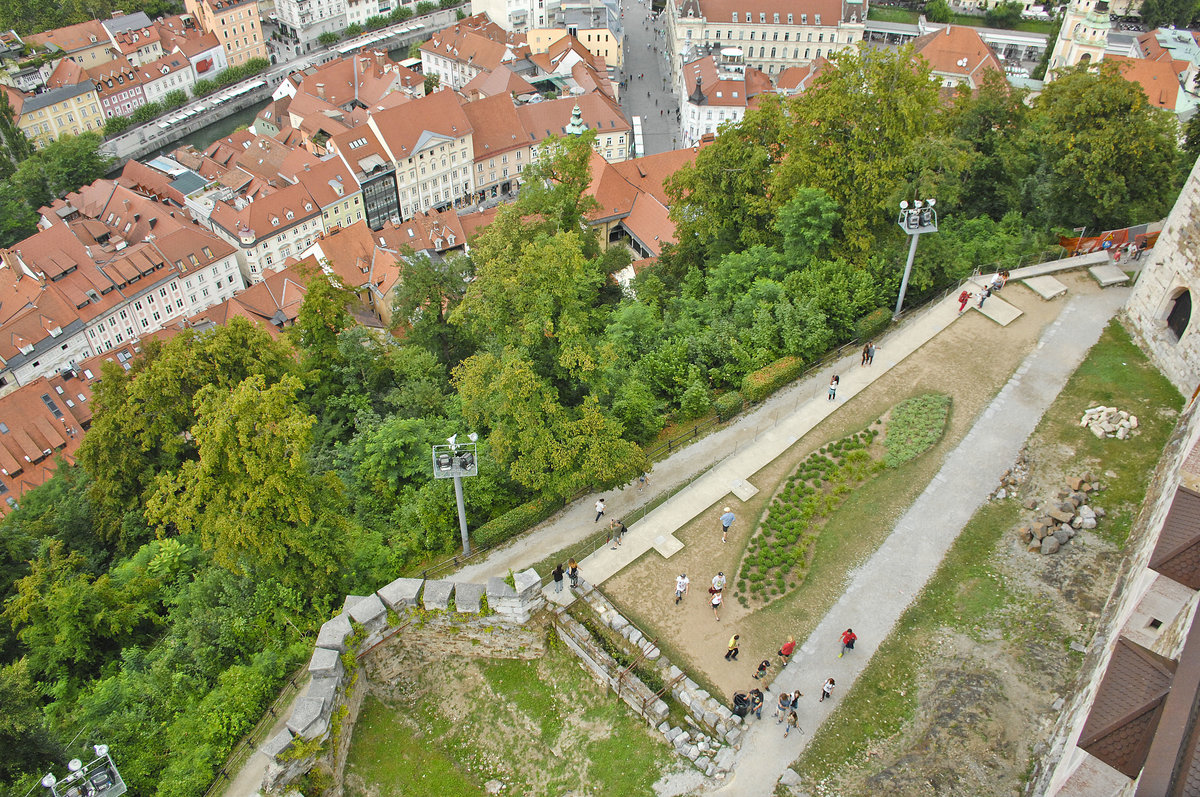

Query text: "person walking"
[820, 677, 836, 702]
[784, 710, 799, 737]
[754, 659, 771, 681]
[552, 563, 565, 593]
[711, 571, 726, 592]
[610, 518, 626, 549]
[774, 690, 790, 720]
[828, 374, 839, 401]
[866, 342, 876, 365]
[638, 471, 650, 491]
[861, 342, 871, 366]
[778, 635, 796, 666]
[674, 572, 689, 604]
[568, 558, 580, 589]
[594, 497, 606, 522]
[720, 507, 735, 543]
[711, 589, 723, 620]
[840, 628, 857, 658]
[725, 634, 740, 660]
[957, 289, 972, 314]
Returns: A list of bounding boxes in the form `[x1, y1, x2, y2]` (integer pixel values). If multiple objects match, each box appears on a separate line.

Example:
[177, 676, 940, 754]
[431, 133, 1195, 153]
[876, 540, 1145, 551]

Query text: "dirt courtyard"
[604, 274, 1097, 702]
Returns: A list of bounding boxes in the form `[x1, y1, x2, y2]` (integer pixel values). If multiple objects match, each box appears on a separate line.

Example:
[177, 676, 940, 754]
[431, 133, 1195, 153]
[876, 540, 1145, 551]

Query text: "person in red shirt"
[957, 289, 972, 314]
[840, 628, 857, 658]
[778, 635, 796, 667]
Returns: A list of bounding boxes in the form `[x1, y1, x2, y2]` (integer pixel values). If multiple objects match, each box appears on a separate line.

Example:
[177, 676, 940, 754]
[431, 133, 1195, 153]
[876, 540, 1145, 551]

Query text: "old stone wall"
[260, 568, 546, 795]
[1126, 155, 1200, 397]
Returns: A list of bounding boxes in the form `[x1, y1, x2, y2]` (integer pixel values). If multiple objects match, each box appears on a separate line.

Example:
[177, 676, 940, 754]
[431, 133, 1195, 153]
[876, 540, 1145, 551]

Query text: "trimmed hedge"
[855, 307, 891, 344]
[742, 356, 807, 403]
[714, 390, 744, 422]
[474, 491, 565, 548]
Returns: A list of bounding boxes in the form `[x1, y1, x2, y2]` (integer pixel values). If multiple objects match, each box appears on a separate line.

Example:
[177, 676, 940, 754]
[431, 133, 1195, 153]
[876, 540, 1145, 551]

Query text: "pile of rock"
[1080, 406, 1139, 440]
[1018, 476, 1106, 555]
[990, 451, 1031, 500]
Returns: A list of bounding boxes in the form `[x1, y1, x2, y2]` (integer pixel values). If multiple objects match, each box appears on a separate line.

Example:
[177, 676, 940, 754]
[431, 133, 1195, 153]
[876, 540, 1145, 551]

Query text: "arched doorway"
[1168, 289, 1192, 342]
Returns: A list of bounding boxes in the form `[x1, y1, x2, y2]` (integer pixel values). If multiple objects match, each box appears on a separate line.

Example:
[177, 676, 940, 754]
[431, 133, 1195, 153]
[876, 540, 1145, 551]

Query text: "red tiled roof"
[1109, 54, 1182, 110]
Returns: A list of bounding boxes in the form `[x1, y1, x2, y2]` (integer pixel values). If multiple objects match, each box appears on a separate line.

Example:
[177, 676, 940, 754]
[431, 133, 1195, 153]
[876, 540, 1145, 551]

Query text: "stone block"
[1027, 538, 1042, 553]
[1067, 477, 1083, 491]
[424, 579, 454, 610]
[377, 577, 422, 610]
[665, 727, 681, 743]
[348, 593, 387, 629]
[1018, 527, 1032, 544]
[714, 746, 736, 771]
[308, 647, 344, 679]
[1048, 508, 1073, 523]
[286, 696, 329, 739]
[1042, 536, 1061, 554]
[704, 710, 719, 728]
[628, 628, 644, 647]
[1082, 517, 1098, 530]
[453, 582, 485, 614]
[514, 568, 541, 596]
[649, 699, 669, 723]
[307, 675, 340, 711]
[342, 594, 367, 613]
[487, 576, 517, 600]
[725, 727, 742, 746]
[658, 721, 671, 734]
[1053, 529, 1071, 545]
[315, 613, 353, 652]
[687, 745, 701, 761]
[261, 728, 294, 760]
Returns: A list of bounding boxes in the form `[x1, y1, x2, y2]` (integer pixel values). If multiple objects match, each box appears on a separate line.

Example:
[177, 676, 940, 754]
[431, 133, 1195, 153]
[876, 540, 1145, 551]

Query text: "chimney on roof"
[316, 82, 325, 99]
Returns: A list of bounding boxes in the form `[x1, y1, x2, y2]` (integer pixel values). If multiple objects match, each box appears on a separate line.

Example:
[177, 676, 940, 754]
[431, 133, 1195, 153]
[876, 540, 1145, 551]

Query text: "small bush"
[714, 390, 744, 422]
[742, 355, 808, 403]
[855, 307, 891, 344]
[474, 492, 564, 548]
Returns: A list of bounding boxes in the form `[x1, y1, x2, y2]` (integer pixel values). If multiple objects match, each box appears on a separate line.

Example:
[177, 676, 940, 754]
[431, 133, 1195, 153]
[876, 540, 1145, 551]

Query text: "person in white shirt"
[674, 573, 689, 604]
[594, 497, 606, 522]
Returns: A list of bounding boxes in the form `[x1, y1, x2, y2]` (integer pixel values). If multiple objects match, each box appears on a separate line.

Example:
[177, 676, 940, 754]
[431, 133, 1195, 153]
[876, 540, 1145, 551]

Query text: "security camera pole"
[432, 433, 479, 556]
[894, 198, 939, 320]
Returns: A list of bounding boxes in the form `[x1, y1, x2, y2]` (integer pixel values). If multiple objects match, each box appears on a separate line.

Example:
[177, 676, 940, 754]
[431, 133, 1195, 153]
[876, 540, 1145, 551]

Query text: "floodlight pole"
[432, 434, 479, 558]
[893, 198, 939, 320]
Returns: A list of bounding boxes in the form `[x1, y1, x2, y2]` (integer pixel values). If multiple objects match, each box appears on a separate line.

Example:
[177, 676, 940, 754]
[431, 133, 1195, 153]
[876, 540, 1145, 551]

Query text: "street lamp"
[894, 198, 939, 319]
[432, 433, 479, 556]
[42, 744, 126, 797]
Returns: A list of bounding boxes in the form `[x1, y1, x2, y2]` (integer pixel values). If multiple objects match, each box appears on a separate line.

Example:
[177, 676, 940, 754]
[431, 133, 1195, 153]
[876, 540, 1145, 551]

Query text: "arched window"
[1168, 289, 1192, 342]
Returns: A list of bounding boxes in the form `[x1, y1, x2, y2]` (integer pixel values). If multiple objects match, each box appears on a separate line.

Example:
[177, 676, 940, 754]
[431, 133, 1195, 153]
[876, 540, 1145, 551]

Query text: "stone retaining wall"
[260, 568, 545, 794]
[568, 587, 742, 779]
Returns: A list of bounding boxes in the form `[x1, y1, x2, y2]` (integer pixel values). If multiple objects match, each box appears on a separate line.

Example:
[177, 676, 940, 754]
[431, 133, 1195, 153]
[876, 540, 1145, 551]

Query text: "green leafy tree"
[772, 46, 945, 257]
[345, 22, 363, 36]
[144, 374, 351, 593]
[104, 114, 132, 136]
[775, 188, 840, 265]
[161, 89, 187, 110]
[516, 131, 602, 240]
[944, 69, 1030, 219]
[666, 95, 788, 266]
[0, 88, 32, 178]
[454, 349, 647, 494]
[79, 318, 296, 548]
[391, 251, 473, 365]
[0, 659, 61, 782]
[318, 30, 340, 46]
[1020, 62, 1180, 229]
[0, 180, 37, 246]
[424, 72, 440, 94]
[1139, 0, 1198, 28]
[289, 266, 354, 366]
[130, 101, 161, 124]
[416, 0, 437, 13]
[925, 0, 951, 22]
[985, 0, 1023, 28]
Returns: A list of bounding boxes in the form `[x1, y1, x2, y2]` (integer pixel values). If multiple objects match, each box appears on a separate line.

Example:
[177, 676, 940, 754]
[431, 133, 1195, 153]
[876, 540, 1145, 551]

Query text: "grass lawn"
[343, 645, 675, 797]
[791, 319, 1183, 785]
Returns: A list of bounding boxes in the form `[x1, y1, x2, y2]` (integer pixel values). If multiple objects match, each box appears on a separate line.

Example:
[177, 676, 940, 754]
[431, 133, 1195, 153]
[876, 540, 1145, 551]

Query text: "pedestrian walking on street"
[820, 677, 835, 702]
[828, 374, 839, 401]
[674, 572, 689, 604]
[720, 507, 735, 543]
[711, 589, 723, 620]
[552, 563, 565, 593]
[754, 659, 771, 681]
[957, 289, 972, 314]
[784, 710, 799, 737]
[638, 471, 650, 491]
[568, 558, 580, 588]
[866, 342, 876, 365]
[725, 634, 740, 660]
[778, 635, 796, 666]
[594, 497, 606, 522]
[840, 628, 857, 658]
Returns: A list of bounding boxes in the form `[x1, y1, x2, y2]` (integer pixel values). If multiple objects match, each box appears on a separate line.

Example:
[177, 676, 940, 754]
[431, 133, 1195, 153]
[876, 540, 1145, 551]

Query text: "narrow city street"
[618, 0, 681, 155]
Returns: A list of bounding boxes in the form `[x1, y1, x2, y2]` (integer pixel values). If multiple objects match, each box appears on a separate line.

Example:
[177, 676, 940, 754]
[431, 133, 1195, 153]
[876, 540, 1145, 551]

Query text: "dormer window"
[744, 12, 751, 21]
[788, 13, 793, 23]
[18, 343, 34, 355]
[286, 210, 294, 219]
[271, 217, 280, 226]
[304, 203, 312, 211]
[815, 14, 821, 24]
[759, 12, 766, 22]
[731, 12, 737, 21]
[48, 326, 62, 337]
[801, 13, 807, 23]
[202, 246, 213, 258]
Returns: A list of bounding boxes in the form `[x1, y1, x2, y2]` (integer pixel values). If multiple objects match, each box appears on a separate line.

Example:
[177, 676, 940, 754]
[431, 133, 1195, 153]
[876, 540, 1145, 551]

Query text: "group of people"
[957, 270, 1011, 314]
[551, 559, 581, 592]
[730, 628, 857, 737]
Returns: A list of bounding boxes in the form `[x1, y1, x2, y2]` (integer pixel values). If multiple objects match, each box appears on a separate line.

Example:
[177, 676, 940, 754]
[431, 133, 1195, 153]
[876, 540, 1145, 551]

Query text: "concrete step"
[1022, 275, 1068, 300]
[973, 294, 1023, 326]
